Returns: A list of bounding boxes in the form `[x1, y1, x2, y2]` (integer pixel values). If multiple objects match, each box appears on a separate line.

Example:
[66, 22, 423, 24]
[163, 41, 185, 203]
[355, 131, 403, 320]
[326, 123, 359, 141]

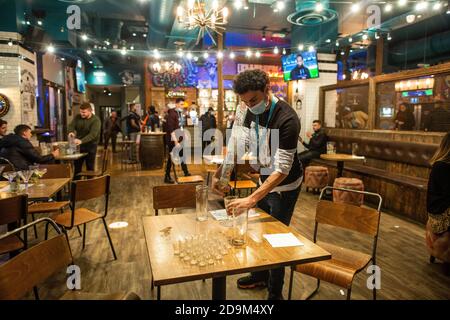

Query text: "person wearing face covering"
[212, 69, 302, 300]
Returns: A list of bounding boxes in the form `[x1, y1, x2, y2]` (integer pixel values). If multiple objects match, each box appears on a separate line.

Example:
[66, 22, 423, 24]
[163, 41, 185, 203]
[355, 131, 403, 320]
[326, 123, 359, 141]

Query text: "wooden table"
[0, 178, 71, 201]
[320, 153, 365, 178]
[54, 153, 87, 162]
[143, 211, 331, 300]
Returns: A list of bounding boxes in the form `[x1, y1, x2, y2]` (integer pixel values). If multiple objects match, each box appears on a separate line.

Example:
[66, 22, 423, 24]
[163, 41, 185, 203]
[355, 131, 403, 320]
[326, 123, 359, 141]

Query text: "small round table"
[320, 153, 365, 178]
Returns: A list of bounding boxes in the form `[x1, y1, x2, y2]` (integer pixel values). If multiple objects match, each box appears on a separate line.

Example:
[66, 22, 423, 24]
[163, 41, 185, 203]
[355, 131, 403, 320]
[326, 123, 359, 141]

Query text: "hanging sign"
[0, 93, 10, 117]
[166, 91, 186, 98]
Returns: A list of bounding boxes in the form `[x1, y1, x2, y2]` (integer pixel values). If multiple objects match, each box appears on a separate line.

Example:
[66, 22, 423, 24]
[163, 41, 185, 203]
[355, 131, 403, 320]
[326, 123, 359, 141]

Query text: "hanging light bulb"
[335, 40, 339, 47]
[375, 32, 380, 39]
[433, 2, 442, 10]
[325, 39, 331, 43]
[212, 0, 219, 11]
[282, 48, 287, 55]
[203, 52, 209, 59]
[276, 1, 286, 11]
[274, 46, 279, 54]
[81, 34, 88, 41]
[229, 52, 236, 59]
[186, 52, 193, 60]
[308, 45, 315, 52]
[234, 0, 243, 10]
[223, 7, 229, 23]
[86, 49, 92, 55]
[246, 49, 252, 57]
[315, 1, 324, 12]
[7, 39, 13, 46]
[387, 33, 392, 41]
[398, 0, 408, 7]
[349, 37, 353, 43]
[415, 0, 428, 11]
[351, 2, 360, 12]
[121, 47, 127, 55]
[255, 51, 261, 58]
[298, 44, 304, 51]
[362, 34, 368, 40]
[177, 49, 184, 58]
[130, 46, 134, 50]
[47, 44, 55, 53]
[385, 3, 393, 12]
[153, 49, 161, 59]
[217, 51, 224, 59]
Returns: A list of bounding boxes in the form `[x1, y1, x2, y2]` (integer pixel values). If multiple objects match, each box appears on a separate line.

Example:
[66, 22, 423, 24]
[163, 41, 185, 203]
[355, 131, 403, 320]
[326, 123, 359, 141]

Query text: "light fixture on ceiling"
[340, 51, 345, 55]
[7, 39, 13, 46]
[177, 0, 229, 46]
[298, 43, 304, 50]
[47, 44, 55, 53]
[246, 49, 252, 57]
[186, 51, 193, 60]
[86, 49, 92, 55]
[308, 45, 314, 52]
[234, 0, 243, 10]
[244, 0, 249, 10]
[37, 20, 43, 26]
[177, 49, 184, 57]
[315, 1, 324, 12]
[276, 1, 286, 11]
[398, 0, 408, 6]
[349, 37, 353, 42]
[406, 14, 416, 23]
[60, 57, 65, 61]
[433, 2, 442, 10]
[387, 33, 392, 41]
[132, 33, 137, 37]
[255, 51, 261, 58]
[203, 52, 209, 59]
[362, 34, 368, 40]
[335, 40, 339, 47]
[121, 48, 127, 55]
[229, 52, 236, 59]
[325, 39, 331, 43]
[153, 49, 161, 59]
[375, 32, 380, 39]
[81, 34, 88, 41]
[193, 56, 199, 62]
[217, 51, 224, 59]
[415, 0, 428, 11]
[89, 61, 93, 64]
[262, 31, 266, 42]
[351, 2, 360, 12]
[143, 33, 147, 38]
[385, 3, 393, 12]
[282, 48, 287, 55]
[130, 46, 134, 50]
[273, 46, 279, 54]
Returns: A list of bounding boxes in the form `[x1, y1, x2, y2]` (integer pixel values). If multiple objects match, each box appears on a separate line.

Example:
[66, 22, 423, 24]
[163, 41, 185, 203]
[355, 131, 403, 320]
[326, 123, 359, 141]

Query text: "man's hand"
[74, 139, 82, 145]
[298, 136, 303, 143]
[51, 149, 60, 158]
[227, 196, 257, 215]
[306, 131, 312, 138]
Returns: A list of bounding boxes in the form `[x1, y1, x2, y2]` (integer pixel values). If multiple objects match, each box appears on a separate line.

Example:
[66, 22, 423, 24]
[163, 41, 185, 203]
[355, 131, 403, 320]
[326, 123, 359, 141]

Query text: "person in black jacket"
[394, 104, 416, 131]
[0, 124, 59, 170]
[297, 120, 328, 168]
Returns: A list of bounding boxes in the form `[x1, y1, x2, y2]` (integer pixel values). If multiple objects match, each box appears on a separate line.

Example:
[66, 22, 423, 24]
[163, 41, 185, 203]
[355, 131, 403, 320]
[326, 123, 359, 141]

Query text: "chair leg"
[346, 287, 352, 300]
[288, 266, 294, 300]
[33, 286, 40, 300]
[102, 218, 117, 260]
[31, 213, 38, 239]
[82, 224, 87, 250]
[373, 287, 377, 300]
[44, 222, 49, 240]
[77, 226, 82, 237]
[63, 229, 74, 258]
[151, 280, 154, 291]
[304, 279, 321, 300]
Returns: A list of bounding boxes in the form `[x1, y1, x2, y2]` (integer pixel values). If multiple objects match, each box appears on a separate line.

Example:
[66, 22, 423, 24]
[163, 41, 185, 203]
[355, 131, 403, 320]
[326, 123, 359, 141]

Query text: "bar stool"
[305, 166, 329, 194]
[333, 177, 365, 206]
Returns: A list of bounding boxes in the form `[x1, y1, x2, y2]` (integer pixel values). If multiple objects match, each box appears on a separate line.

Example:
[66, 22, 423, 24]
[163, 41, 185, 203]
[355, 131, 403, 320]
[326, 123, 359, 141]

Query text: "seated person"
[426, 132, 450, 271]
[298, 120, 328, 168]
[0, 124, 59, 170]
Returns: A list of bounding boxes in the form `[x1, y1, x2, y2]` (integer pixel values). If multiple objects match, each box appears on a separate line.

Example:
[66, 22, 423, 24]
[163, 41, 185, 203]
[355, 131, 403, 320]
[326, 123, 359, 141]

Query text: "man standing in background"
[103, 111, 122, 153]
[68, 102, 101, 178]
[126, 103, 141, 163]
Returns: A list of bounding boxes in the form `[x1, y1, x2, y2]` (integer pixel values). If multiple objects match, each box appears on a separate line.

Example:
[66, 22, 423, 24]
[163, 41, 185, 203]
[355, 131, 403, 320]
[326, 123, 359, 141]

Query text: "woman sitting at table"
[0, 124, 59, 170]
[426, 131, 450, 274]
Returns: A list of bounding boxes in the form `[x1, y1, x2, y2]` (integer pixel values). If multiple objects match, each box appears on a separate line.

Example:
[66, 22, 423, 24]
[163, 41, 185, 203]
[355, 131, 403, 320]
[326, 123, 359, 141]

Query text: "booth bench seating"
[311, 136, 439, 224]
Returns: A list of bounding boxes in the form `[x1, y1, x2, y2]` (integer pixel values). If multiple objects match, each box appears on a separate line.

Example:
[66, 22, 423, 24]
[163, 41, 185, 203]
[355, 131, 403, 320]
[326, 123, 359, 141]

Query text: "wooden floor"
[2, 150, 449, 300]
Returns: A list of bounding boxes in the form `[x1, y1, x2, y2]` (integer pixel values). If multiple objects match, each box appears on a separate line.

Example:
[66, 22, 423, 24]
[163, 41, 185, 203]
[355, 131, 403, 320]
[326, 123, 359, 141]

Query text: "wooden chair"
[0, 194, 28, 256]
[0, 218, 139, 300]
[288, 186, 383, 300]
[46, 175, 117, 260]
[77, 148, 109, 179]
[152, 184, 199, 216]
[28, 164, 72, 239]
[170, 156, 204, 184]
[227, 179, 257, 197]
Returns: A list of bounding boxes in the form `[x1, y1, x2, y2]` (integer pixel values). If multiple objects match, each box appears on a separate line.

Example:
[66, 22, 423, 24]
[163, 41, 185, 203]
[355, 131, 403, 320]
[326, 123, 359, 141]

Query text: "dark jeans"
[249, 186, 302, 296]
[298, 150, 321, 168]
[74, 143, 97, 179]
[165, 143, 189, 177]
[104, 133, 118, 152]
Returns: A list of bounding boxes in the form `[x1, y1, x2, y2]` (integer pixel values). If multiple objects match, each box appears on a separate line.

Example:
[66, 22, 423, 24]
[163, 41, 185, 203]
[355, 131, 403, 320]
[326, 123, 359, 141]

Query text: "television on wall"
[281, 51, 319, 81]
[75, 60, 86, 93]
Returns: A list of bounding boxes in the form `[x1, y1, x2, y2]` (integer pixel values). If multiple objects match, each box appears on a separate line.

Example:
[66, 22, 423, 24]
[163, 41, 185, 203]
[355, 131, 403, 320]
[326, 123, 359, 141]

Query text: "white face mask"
[248, 97, 268, 115]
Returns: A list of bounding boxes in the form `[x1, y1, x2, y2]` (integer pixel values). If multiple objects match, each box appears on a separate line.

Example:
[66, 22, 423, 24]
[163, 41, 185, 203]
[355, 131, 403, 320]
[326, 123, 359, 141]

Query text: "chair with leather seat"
[0, 194, 28, 256]
[45, 175, 117, 260]
[0, 218, 139, 300]
[288, 186, 382, 300]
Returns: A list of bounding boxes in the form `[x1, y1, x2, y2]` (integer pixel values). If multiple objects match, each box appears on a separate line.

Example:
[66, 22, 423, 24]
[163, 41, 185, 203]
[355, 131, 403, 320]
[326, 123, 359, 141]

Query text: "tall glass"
[327, 141, 336, 154]
[231, 207, 248, 246]
[2, 171, 18, 192]
[223, 196, 237, 227]
[195, 185, 208, 222]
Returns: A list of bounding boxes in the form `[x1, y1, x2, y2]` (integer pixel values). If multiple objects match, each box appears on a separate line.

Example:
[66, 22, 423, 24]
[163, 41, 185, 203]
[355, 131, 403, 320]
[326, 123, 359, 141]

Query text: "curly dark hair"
[233, 69, 270, 94]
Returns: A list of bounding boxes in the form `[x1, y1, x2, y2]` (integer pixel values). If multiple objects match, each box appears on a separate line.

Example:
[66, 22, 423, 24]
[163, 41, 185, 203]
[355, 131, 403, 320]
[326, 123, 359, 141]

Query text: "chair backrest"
[71, 174, 110, 202]
[153, 184, 198, 212]
[39, 164, 72, 179]
[0, 233, 72, 300]
[0, 194, 28, 227]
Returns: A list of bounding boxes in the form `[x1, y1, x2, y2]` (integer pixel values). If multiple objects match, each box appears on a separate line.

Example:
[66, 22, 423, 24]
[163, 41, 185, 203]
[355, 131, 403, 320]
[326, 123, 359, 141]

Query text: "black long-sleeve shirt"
[302, 129, 328, 154]
[427, 160, 450, 215]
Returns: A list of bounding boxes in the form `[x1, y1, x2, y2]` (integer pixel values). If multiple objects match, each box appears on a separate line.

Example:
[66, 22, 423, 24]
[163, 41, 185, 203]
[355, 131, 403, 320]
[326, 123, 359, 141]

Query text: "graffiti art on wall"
[20, 69, 36, 127]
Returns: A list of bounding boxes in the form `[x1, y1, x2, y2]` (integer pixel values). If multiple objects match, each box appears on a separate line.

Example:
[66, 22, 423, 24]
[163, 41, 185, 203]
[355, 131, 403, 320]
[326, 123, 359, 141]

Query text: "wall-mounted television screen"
[75, 60, 86, 93]
[281, 51, 319, 81]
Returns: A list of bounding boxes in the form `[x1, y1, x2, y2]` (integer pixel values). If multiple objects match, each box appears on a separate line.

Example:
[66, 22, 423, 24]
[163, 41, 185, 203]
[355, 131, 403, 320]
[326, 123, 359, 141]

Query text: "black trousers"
[249, 186, 302, 296]
[104, 132, 118, 152]
[298, 150, 321, 168]
[165, 143, 189, 177]
[74, 143, 97, 179]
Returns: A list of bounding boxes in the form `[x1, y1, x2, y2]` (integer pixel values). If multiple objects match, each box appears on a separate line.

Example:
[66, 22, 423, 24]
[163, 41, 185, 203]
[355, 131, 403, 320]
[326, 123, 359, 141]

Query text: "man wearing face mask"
[212, 69, 302, 300]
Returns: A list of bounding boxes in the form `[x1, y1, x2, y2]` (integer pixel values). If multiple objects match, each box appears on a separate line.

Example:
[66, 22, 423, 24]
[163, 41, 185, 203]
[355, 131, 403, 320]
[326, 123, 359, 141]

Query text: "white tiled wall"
[0, 32, 37, 130]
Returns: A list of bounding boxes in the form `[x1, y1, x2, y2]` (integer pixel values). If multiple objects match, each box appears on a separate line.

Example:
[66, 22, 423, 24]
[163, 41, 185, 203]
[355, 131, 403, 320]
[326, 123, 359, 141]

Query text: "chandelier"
[176, 0, 229, 46]
[151, 61, 183, 75]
